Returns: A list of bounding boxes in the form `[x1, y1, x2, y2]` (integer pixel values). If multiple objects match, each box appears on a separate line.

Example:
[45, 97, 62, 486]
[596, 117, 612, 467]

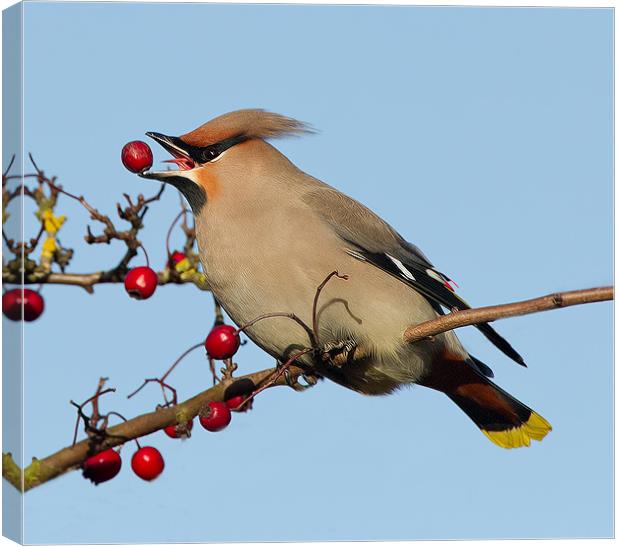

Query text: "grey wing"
[302, 186, 433, 265]
[302, 186, 525, 368]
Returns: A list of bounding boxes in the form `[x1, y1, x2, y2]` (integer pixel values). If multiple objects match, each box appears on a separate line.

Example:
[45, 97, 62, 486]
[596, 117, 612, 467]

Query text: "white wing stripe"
[345, 249, 367, 261]
[386, 254, 416, 281]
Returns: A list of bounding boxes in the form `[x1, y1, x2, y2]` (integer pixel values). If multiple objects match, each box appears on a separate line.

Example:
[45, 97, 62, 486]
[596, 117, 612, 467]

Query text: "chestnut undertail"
[420, 351, 552, 449]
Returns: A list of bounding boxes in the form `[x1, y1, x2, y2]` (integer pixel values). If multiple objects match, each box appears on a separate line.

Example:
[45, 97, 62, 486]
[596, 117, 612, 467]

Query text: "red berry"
[199, 401, 231, 432]
[204, 325, 240, 360]
[224, 379, 254, 412]
[82, 448, 122, 485]
[226, 395, 253, 413]
[131, 446, 164, 481]
[121, 141, 153, 173]
[169, 251, 186, 266]
[164, 419, 193, 439]
[225, 395, 245, 410]
[124, 266, 158, 300]
[2, 288, 44, 322]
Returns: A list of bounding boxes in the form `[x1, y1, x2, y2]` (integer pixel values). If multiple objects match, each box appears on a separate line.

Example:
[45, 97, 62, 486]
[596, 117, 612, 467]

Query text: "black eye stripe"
[194, 135, 247, 164]
[151, 133, 248, 165]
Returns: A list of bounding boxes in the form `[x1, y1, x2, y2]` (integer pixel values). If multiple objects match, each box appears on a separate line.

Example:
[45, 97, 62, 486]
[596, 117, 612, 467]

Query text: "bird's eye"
[200, 147, 220, 163]
[194, 135, 246, 164]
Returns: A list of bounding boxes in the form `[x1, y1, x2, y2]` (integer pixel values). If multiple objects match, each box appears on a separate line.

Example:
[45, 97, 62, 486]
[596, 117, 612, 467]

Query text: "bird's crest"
[180, 109, 314, 147]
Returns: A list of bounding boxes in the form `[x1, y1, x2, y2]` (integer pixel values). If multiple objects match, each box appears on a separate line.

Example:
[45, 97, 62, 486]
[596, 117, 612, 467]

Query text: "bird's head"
[140, 109, 312, 213]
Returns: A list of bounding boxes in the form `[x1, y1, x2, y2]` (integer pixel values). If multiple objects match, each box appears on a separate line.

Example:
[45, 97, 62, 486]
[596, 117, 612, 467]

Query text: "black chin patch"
[164, 176, 207, 214]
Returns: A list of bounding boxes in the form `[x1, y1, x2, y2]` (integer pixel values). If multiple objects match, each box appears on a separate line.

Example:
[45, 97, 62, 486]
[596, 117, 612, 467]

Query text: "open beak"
[139, 132, 197, 181]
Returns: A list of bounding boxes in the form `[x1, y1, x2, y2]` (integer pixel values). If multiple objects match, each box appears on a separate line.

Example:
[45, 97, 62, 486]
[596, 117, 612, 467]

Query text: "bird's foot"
[316, 339, 358, 368]
[286, 371, 320, 391]
[280, 361, 320, 391]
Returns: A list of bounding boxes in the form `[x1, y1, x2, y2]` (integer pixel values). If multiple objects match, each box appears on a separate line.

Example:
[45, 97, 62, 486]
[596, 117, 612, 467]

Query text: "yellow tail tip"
[482, 412, 552, 449]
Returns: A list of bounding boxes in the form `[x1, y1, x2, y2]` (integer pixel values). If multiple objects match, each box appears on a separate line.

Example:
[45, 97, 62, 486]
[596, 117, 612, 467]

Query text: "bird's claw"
[283, 367, 319, 391]
[316, 339, 358, 368]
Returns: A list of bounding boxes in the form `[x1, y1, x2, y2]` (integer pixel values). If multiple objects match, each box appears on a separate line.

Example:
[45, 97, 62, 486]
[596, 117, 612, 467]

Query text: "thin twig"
[312, 271, 349, 341]
[238, 348, 314, 410]
[208, 356, 220, 385]
[90, 377, 109, 427]
[127, 341, 204, 407]
[28, 153, 42, 175]
[165, 208, 191, 257]
[3, 155, 15, 178]
[70, 386, 116, 446]
[161, 342, 204, 383]
[237, 312, 316, 346]
[404, 286, 614, 343]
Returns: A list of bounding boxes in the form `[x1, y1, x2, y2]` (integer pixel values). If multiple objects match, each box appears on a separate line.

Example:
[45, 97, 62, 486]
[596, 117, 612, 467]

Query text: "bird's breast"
[193, 198, 457, 389]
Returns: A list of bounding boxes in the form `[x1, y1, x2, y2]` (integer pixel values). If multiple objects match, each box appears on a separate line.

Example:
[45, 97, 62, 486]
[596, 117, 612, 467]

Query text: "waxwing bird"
[140, 109, 551, 449]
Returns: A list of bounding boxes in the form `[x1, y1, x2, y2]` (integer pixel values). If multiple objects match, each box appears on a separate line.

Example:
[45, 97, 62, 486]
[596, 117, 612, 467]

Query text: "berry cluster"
[74, 267, 350, 488]
[78, 318, 248, 486]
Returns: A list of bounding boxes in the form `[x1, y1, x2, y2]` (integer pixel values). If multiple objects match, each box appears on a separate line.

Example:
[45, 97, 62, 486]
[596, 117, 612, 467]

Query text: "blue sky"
[3, 3, 613, 543]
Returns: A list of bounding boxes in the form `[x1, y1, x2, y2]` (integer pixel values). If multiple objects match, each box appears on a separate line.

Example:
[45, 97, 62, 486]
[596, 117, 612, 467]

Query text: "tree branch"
[2, 364, 306, 493]
[404, 286, 613, 343]
[3, 286, 612, 493]
[2, 268, 211, 293]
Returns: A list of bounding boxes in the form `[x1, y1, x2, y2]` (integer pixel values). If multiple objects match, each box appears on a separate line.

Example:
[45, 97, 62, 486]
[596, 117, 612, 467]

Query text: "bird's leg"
[317, 338, 358, 368]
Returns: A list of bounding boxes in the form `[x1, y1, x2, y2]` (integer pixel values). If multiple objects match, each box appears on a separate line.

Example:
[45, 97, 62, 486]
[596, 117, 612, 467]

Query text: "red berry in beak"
[82, 448, 122, 485]
[204, 325, 240, 360]
[124, 266, 158, 300]
[163, 419, 193, 439]
[121, 141, 153, 173]
[2, 288, 45, 322]
[131, 446, 165, 481]
[199, 401, 231, 432]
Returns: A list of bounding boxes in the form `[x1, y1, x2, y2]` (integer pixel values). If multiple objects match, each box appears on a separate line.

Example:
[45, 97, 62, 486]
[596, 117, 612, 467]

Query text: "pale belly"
[194, 211, 466, 393]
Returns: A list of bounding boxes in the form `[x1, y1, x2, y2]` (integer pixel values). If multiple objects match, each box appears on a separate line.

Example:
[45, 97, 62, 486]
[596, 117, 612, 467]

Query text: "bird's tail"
[420, 352, 552, 449]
